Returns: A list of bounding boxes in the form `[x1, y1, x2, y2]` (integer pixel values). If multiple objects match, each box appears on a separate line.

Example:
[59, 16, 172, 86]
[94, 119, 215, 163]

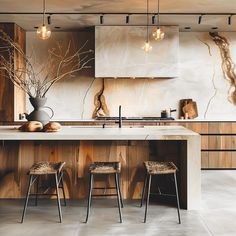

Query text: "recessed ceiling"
[0, 0, 236, 31]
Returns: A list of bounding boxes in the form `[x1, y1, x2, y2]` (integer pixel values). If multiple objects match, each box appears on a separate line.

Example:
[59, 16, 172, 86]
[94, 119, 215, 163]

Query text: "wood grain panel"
[0, 23, 15, 122]
[208, 123, 232, 168]
[0, 139, 186, 200]
[128, 141, 149, 199]
[0, 23, 26, 122]
[0, 141, 20, 198]
[231, 123, 236, 167]
[14, 24, 26, 120]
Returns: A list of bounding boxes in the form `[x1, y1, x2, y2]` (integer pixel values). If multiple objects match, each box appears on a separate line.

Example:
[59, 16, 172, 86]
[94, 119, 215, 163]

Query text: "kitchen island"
[0, 125, 200, 210]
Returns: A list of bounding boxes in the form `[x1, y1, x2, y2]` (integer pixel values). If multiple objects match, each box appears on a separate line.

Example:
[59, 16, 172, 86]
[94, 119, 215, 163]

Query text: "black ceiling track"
[0, 12, 235, 16]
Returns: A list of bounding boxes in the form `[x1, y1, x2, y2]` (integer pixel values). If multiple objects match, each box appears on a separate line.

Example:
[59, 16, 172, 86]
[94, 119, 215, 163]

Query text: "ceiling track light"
[100, 14, 104, 24]
[2, 12, 236, 17]
[198, 14, 204, 24]
[47, 15, 51, 25]
[126, 14, 130, 24]
[228, 14, 233, 25]
[152, 15, 155, 24]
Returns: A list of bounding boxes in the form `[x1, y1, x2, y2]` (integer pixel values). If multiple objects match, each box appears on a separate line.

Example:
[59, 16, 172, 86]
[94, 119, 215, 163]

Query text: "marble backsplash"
[95, 26, 179, 78]
[26, 31, 236, 120]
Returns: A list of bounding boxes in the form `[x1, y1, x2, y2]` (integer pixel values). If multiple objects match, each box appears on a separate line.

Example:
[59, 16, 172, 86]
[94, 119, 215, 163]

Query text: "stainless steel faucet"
[118, 105, 122, 128]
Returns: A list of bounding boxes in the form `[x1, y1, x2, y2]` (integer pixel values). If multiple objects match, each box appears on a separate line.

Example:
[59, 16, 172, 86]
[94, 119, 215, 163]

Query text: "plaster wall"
[26, 30, 236, 120]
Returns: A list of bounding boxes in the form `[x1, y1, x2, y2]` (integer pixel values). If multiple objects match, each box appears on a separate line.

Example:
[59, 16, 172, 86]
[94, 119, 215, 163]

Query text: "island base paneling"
[0, 140, 186, 207]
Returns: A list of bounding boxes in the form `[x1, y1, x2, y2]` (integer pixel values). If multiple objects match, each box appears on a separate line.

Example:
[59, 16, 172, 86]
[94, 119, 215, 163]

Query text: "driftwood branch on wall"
[209, 32, 236, 105]
[92, 78, 109, 118]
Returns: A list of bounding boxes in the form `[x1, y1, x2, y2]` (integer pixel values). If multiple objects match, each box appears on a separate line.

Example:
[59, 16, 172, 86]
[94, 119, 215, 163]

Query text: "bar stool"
[85, 161, 123, 223]
[21, 161, 66, 223]
[140, 161, 181, 224]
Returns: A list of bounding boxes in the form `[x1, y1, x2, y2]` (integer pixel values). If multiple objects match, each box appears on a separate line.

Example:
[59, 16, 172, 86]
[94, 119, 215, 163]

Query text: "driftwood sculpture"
[209, 32, 236, 105]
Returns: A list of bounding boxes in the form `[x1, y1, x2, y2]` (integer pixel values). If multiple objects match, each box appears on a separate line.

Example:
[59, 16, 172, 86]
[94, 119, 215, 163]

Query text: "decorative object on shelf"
[19, 121, 43, 132]
[142, 0, 152, 53]
[0, 29, 94, 123]
[19, 121, 61, 132]
[161, 108, 177, 119]
[43, 122, 61, 132]
[153, 0, 165, 41]
[37, 0, 51, 40]
[24, 97, 54, 125]
[179, 99, 198, 119]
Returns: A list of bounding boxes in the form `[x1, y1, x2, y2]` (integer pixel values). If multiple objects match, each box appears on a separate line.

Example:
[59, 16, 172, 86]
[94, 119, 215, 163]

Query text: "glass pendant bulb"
[37, 0, 51, 40]
[37, 24, 51, 40]
[142, 40, 152, 53]
[153, 27, 165, 41]
[153, 0, 165, 41]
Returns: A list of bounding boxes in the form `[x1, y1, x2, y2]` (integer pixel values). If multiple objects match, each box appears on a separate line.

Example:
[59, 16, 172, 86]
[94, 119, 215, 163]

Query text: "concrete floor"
[0, 170, 236, 236]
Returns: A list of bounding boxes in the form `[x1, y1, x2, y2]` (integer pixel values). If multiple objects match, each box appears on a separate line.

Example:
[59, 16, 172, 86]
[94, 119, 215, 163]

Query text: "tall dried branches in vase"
[0, 30, 94, 98]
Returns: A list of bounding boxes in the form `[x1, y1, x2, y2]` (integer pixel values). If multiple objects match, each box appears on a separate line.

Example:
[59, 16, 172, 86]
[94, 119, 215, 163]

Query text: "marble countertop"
[13, 119, 236, 123]
[0, 125, 199, 140]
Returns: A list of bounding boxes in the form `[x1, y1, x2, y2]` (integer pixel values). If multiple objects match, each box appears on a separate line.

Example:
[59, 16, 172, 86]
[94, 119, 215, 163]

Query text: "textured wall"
[26, 31, 236, 120]
[95, 26, 179, 78]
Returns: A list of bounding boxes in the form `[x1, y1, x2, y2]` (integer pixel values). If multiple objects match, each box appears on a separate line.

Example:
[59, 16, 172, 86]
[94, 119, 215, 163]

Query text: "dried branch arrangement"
[0, 30, 94, 98]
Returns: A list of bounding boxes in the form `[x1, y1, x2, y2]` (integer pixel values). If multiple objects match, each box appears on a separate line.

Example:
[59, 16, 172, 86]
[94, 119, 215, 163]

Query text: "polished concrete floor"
[0, 170, 236, 236]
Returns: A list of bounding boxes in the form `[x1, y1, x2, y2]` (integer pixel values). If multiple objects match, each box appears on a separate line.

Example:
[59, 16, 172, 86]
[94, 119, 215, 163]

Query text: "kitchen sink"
[68, 126, 144, 128]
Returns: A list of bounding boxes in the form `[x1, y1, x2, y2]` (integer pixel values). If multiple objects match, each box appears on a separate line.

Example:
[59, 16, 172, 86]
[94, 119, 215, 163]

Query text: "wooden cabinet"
[164, 121, 236, 169]
[0, 23, 26, 122]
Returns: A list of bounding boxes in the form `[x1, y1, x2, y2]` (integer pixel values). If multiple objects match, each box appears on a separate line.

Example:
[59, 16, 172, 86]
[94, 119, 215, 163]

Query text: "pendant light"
[142, 0, 152, 53]
[153, 0, 165, 41]
[37, 0, 51, 40]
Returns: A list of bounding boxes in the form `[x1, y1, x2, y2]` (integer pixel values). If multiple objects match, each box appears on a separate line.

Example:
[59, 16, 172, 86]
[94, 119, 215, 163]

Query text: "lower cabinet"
[162, 122, 236, 169]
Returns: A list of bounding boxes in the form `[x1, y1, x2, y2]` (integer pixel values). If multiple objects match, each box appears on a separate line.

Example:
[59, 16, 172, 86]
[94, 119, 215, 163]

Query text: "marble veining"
[95, 26, 179, 78]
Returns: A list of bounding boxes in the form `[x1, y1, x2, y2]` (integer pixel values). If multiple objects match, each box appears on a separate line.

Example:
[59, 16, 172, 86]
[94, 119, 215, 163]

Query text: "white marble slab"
[0, 125, 198, 140]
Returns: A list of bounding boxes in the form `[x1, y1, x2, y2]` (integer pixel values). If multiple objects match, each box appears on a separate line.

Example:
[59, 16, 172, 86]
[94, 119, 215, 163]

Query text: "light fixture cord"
[157, 0, 160, 27]
[43, 0, 46, 25]
[146, 0, 149, 41]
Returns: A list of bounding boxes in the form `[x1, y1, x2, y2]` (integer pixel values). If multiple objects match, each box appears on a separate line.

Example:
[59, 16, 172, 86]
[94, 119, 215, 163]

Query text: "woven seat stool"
[85, 161, 123, 223]
[140, 161, 181, 224]
[21, 161, 66, 223]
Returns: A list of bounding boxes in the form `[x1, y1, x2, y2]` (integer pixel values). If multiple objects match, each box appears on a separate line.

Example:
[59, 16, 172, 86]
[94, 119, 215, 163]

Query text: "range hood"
[95, 26, 179, 78]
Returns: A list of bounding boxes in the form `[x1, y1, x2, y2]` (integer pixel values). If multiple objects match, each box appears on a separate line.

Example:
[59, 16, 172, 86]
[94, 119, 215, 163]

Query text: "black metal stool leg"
[85, 173, 93, 223]
[140, 172, 148, 207]
[115, 173, 123, 223]
[60, 171, 67, 206]
[21, 175, 33, 223]
[35, 176, 39, 206]
[117, 173, 124, 208]
[144, 174, 152, 223]
[54, 173, 62, 223]
[174, 173, 181, 224]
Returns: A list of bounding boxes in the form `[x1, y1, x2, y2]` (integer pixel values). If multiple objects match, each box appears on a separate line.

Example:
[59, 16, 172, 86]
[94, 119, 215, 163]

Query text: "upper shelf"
[95, 26, 179, 78]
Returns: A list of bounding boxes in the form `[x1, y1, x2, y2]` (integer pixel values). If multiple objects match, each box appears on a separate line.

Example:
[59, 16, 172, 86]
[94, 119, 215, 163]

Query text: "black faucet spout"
[119, 105, 122, 128]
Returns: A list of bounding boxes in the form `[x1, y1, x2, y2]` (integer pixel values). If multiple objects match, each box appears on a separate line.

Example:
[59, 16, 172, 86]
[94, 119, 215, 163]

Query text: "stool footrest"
[93, 187, 116, 190]
[92, 194, 118, 197]
[150, 192, 177, 197]
[30, 193, 58, 196]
